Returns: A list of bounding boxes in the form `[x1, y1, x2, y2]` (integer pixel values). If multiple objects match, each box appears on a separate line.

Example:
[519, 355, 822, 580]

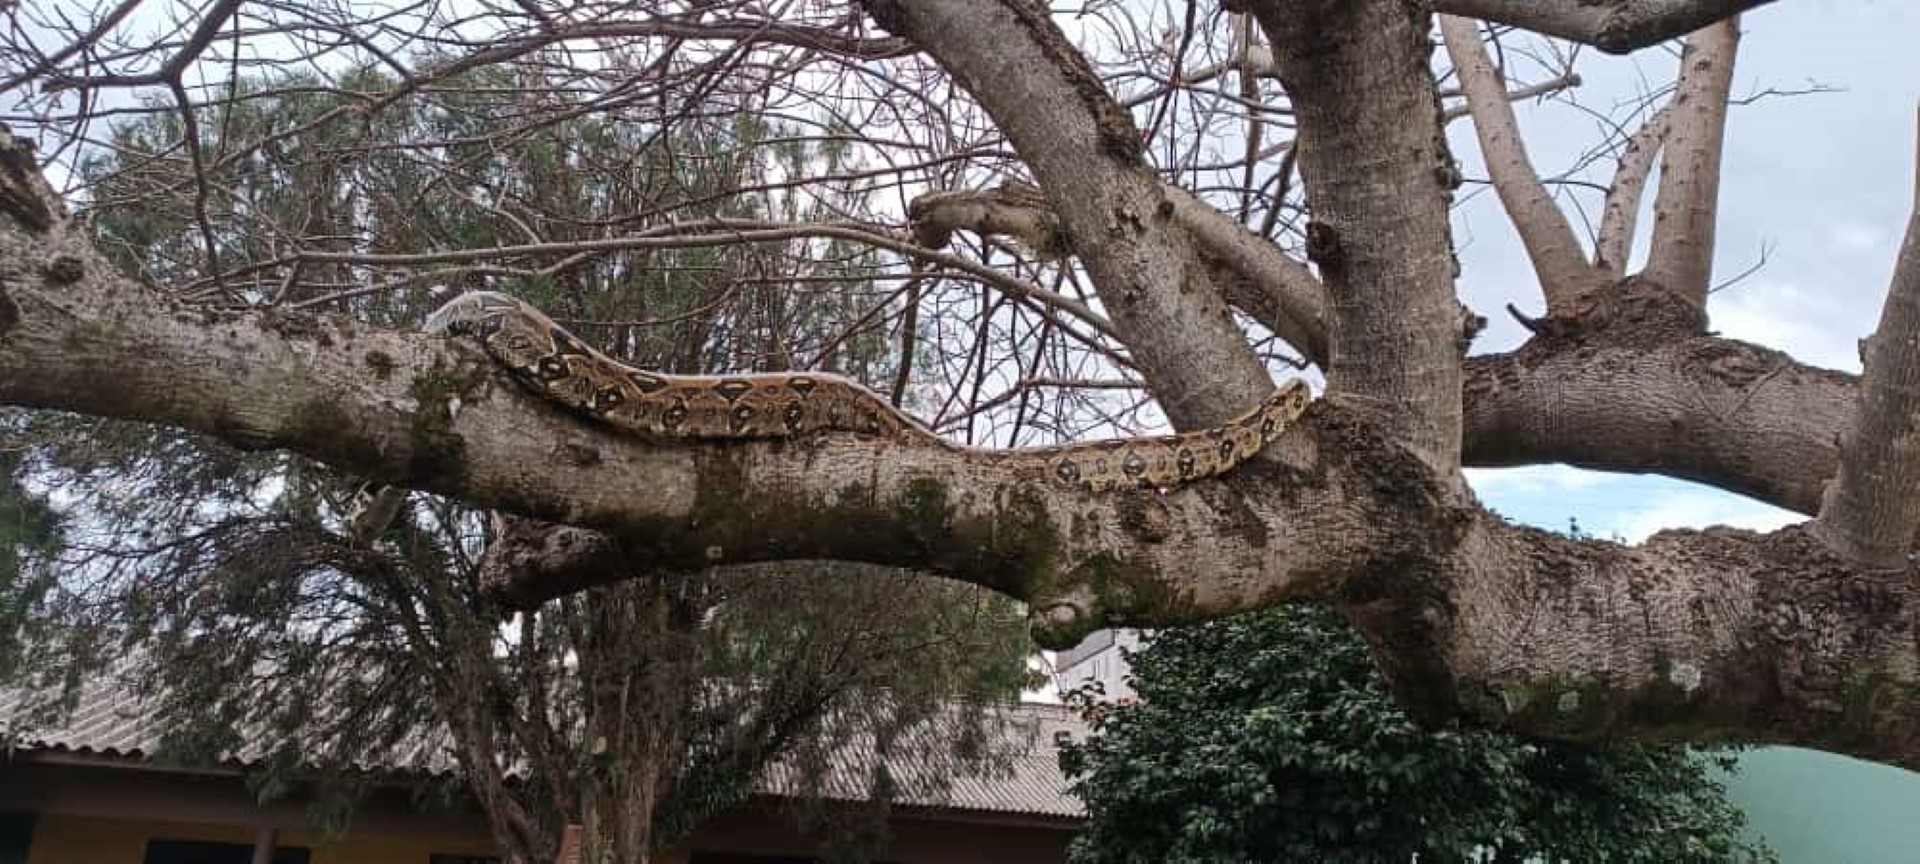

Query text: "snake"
[425, 291, 1313, 493]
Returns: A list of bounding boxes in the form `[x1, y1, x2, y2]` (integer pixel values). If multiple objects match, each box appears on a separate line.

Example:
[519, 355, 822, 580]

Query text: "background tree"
[1058, 606, 1775, 864]
[2, 62, 1035, 864]
[2, 0, 1919, 775]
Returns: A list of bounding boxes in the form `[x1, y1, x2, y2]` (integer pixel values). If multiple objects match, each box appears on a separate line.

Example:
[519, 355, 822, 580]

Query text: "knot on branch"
[1304, 220, 1344, 273]
[480, 517, 631, 609]
[0, 132, 54, 236]
[907, 181, 1070, 259]
[1029, 598, 1096, 651]
[41, 255, 83, 285]
[1511, 275, 1709, 348]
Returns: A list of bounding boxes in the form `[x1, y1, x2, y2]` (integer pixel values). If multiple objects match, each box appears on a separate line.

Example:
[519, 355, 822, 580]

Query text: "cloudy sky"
[1452, 0, 1919, 541]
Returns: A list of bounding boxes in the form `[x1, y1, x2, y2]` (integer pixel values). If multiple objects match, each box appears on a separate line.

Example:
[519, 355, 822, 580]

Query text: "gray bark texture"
[9, 0, 1920, 768]
[1428, 0, 1777, 53]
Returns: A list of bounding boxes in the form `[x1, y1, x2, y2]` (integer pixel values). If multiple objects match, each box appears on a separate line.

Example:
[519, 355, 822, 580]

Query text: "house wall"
[0, 759, 1075, 864]
[685, 806, 1073, 864]
[25, 814, 503, 864]
[1051, 631, 1142, 703]
[0, 759, 501, 864]
[1723, 747, 1920, 864]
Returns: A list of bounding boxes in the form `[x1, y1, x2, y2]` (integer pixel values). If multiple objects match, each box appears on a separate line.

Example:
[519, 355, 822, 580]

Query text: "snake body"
[425, 291, 1312, 492]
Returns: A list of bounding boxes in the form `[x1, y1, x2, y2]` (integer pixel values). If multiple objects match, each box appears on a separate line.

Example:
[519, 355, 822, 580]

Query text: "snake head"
[423, 290, 519, 336]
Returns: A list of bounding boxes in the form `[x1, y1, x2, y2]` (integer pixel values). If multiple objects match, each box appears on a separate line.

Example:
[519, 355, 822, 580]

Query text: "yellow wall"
[28, 814, 500, 864]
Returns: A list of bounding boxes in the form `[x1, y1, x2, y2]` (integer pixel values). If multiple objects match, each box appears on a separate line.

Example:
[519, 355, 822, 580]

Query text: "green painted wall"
[1726, 748, 1920, 863]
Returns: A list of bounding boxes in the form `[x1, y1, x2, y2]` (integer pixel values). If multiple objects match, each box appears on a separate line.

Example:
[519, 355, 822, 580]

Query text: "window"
[142, 840, 310, 864]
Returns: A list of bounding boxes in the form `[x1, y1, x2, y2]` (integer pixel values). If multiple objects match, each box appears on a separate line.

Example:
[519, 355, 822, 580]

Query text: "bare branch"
[1814, 106, 1920, 568]
[859, 0, 1275, 429]
[1594, 104, 1672, 277]
[1163, 184, 1330, 368]
[42, 0, 243, 90]
[1440, 15, 1603, 314]
[1430, 0, 1776, 53]
[0, 0, 145, 95]
[1640, 18, 1740, 306]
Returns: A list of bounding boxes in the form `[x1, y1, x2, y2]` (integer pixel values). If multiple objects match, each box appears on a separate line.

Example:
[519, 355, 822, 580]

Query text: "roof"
[0, 671, 1087, 820]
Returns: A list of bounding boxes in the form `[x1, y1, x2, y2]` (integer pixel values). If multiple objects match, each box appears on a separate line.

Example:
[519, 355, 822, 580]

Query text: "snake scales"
[425, 291, 1312, 492]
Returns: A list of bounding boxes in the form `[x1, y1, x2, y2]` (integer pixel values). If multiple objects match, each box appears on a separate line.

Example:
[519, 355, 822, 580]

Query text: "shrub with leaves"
[1058, 605, 1775, 864]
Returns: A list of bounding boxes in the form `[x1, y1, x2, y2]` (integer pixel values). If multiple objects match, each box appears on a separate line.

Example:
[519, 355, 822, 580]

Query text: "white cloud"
[1466, 464, 1620, 497]
[1711, 277, 1870, 372]
[1601, 489, 1802, 544]
[1828, 220, 1890, 254]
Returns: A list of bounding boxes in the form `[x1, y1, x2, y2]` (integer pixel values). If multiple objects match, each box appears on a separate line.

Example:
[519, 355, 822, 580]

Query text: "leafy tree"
[5, 64, 1032, 864]
[1058, 607, 1775, 864]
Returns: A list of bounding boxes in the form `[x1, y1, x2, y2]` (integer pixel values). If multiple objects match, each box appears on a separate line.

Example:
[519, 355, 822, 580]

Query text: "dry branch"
[1595, 105, 1673, 277]
[1640, 18, 1740, 305]
[1440, 15, 1604, 314]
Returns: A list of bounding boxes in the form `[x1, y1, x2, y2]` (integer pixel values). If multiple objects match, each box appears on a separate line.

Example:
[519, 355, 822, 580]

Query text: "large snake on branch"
[425, 291, 1313, 493]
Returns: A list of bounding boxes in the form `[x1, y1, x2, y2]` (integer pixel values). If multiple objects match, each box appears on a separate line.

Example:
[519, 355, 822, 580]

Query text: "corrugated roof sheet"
[0, 672, 1086, 819]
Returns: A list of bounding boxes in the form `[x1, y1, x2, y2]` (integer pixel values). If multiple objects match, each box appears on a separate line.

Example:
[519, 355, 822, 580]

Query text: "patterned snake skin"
[425, 291, 1312, 492]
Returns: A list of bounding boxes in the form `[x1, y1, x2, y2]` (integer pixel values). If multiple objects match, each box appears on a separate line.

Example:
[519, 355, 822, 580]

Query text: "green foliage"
[1058, 605, 1776, 864]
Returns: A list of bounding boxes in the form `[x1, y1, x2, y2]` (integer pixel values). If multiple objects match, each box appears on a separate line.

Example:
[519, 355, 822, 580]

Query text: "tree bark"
[11, 0, 1920, 770]
[1440, 15, 1604, 314]
[1464, 334, 1853, 515]
[1595, 105, 1672, 278]
[1815, 110, 1920, 569]
[1247, 0, 1466, 475]
[1640, 19, 1740, 306]
[1429, 0, 1776, 53]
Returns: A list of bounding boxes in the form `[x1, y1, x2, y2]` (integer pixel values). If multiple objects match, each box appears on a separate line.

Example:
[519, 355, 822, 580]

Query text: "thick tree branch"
[8, 134, 1920, 765]
[481, 518, 633, 610]
[1248, 0, 1466, 474]
[860, 0, 1275, 429]
[1440, 15, 1605, 315]
[910, 180, 1332, 368]
[1640, 19, 1740, 306]
[1428, 0, 1776, 53]
[1595, 105, 1673, 278]
[1464, 336, 1853, 514]
[1430, 520, 1920, 767]
[1163, 186, 1331, 368]
[0, 160, 1387, 650]
[1814, 113, 1920, 569]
